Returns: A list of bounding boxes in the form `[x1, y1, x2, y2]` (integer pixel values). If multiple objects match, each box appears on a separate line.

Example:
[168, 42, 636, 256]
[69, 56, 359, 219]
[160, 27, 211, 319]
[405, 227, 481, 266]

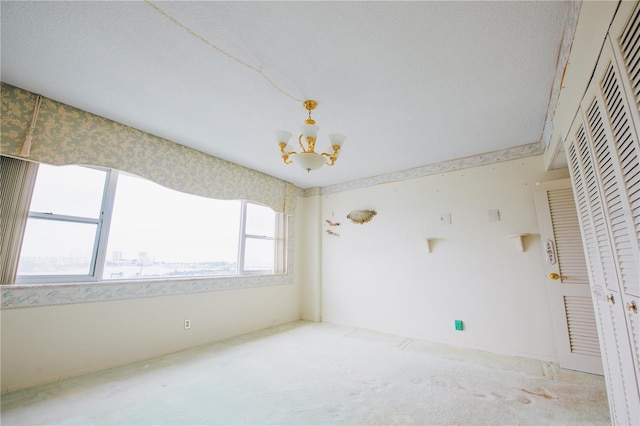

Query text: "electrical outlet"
[184, 319, 191, 330]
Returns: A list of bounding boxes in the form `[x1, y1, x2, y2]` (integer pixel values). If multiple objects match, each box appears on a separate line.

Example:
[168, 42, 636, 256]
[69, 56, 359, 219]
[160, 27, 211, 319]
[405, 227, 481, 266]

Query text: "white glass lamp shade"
[294, 152, 327, 172]
[276, 130, 292, 144]
[328, 133, 346, 147]
[300, 124, 320, 139]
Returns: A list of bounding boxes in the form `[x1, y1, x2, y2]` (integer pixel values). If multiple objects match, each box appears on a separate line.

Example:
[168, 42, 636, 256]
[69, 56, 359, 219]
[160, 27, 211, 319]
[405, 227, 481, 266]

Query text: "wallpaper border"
[541, 0, 582, 149]
[304, 141, 544, 197]
[1, 273, 292, 310]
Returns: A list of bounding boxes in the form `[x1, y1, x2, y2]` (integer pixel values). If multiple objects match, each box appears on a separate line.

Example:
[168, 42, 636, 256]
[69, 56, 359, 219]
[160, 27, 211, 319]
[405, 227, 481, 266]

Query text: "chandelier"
[276, 100, 345, 172]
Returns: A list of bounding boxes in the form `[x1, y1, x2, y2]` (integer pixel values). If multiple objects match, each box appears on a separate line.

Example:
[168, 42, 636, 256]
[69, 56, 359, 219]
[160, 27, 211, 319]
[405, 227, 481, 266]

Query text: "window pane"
[244, 238, 274, 272]
[29, 164, 106, 218]
[104, 173, 241, 280]
[17, 218, 97, 276]
[245, 203, 275, 237]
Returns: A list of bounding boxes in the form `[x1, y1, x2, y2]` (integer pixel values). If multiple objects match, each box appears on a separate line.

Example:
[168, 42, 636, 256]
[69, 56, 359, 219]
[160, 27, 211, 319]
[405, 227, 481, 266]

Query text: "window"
[17, 165, 116, 283]
[104, 172, 241, 280]
[15, 164, 286, 284]
[240, 202, 276, 273]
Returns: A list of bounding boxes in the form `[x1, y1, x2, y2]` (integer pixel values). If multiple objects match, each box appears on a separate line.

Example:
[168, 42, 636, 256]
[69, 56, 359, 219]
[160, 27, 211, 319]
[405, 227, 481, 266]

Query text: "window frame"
[15, 165, 286, 284]
[238, 201, 281, 275]
[16, 166, 118, 284]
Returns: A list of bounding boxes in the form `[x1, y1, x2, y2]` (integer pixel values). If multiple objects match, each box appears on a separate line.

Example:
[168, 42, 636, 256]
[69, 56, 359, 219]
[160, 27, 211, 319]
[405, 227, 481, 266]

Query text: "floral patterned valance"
[0, 83, 296, 214]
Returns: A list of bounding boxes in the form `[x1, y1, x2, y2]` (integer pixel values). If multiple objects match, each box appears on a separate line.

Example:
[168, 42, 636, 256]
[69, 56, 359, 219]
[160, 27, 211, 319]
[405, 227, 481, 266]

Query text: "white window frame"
[15, 166, 286, 284]
[16, 167, 118, 284]
[238, 201, 286, 275]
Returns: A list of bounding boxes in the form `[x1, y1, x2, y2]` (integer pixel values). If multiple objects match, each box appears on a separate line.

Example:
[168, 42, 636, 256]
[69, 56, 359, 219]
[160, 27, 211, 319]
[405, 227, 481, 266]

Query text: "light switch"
[488, 209, 500, 222]
[440, 213, 451, 225]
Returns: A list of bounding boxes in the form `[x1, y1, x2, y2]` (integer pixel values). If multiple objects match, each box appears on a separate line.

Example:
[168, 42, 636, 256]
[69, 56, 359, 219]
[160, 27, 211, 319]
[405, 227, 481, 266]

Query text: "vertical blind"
[0, 156, 38, 284]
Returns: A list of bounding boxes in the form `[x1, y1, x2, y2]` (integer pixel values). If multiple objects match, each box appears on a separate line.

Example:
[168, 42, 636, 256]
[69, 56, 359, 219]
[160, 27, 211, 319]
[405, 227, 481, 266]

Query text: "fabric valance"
[1, 83, 296, 214]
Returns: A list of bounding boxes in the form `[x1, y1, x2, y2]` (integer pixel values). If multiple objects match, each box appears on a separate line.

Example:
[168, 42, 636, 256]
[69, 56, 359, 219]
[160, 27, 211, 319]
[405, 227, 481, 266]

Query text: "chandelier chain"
[144, 1, 303, 103]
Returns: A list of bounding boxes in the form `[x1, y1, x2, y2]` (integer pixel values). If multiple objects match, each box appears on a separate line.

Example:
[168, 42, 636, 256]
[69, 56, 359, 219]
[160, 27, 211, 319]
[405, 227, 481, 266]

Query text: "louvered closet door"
[590, 31, 640, 379]
[567, 119, 637, 426]
[613, 2, 640, 111]
[534, 179, 603, 375]
[609, 1, 640, 382]
[564, 10, 640, 422]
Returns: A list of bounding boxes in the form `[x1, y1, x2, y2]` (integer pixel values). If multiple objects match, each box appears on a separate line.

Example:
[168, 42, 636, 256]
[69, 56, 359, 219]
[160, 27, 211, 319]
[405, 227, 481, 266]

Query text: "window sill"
[1, 273, 292, 309]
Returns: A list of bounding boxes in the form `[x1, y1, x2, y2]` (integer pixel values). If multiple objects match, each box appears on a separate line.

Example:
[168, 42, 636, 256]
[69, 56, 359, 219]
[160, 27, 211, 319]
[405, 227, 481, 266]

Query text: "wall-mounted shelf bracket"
[426, 238, 437, 253]
[509, 233, 532, 252]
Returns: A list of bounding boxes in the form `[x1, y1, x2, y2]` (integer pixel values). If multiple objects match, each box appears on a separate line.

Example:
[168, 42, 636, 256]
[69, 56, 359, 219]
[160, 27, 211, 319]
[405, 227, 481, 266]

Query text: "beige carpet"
[1, 321, 610, 425]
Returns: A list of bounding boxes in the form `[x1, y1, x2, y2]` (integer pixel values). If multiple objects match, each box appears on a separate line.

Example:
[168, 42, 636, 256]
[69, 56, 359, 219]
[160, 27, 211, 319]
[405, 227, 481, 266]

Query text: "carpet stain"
[474, 391, 532, 405]
[520, 388, 556, 399]
[516, 396, 533, 405]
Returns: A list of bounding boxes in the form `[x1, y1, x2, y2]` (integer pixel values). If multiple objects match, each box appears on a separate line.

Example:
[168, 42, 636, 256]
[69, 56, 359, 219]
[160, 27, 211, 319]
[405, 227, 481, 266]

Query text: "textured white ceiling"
[1, 1, 570, 189]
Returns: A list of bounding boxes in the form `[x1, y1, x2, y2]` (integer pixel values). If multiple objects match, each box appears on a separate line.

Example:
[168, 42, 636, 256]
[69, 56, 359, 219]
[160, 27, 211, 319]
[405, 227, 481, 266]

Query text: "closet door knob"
[606, 294, 615, 304]
[627, 300, 638, 314]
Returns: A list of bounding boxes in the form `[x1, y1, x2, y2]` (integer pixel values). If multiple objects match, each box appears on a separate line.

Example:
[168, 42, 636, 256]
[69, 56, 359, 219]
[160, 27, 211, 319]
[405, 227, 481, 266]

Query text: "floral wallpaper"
[1, 275, 294, 309]
[0, 83, 296, 215]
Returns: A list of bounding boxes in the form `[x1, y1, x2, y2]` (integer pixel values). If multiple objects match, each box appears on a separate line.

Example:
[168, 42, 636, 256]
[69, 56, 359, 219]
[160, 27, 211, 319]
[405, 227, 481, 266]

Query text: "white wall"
[1, 284, 300, 393]
[298, 195, 323, 322]
[320, 155, 559, 361]
[0, 199, 306, 394]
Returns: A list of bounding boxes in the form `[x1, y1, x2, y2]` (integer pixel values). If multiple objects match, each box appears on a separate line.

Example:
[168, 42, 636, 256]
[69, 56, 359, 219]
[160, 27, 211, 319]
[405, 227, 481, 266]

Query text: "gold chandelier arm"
[321, 145, 342, 166]
[279, 142, 297, 165]
[321, 152, 335, 166]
